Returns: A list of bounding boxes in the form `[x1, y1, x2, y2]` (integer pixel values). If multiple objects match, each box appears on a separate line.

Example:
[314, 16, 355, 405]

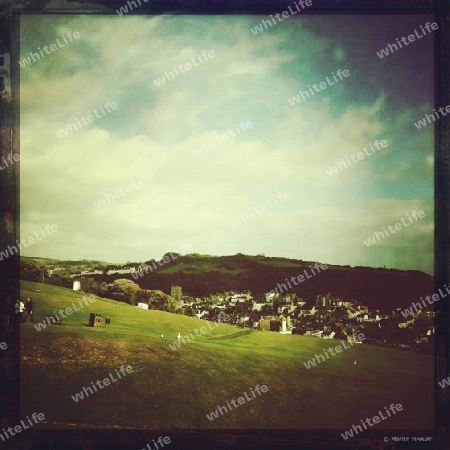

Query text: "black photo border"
[0, 0, 448, 448]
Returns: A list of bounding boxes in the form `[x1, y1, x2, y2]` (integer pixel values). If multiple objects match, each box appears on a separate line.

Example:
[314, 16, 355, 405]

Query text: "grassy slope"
[20, 281, 433, 431]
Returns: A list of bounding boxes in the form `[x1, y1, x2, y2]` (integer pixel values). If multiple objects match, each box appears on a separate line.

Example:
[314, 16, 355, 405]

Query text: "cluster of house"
[69, 268, 136, 277]
[45, 263, 141, 278]
[162, 290, 435, 351]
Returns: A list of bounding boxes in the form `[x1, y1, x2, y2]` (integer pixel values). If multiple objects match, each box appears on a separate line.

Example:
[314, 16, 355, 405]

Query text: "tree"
[99, 282, 108, 297]
[166, 295, 182, 313]
[20, 260, 44, 282]
[81, 277, 99, 295]
[108, 279, 141, 304]
[147, 290, 168, 310]
[136, 289, 151, 304]
[146, 290, 181, 312]
[48, 273, 72, 289]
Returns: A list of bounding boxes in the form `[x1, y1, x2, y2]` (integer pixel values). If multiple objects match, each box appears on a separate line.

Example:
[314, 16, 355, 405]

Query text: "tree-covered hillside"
[21, 254, 433, 311]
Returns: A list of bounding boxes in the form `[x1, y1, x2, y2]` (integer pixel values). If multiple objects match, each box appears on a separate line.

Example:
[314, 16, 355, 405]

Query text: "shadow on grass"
[208, 329, 253, 340]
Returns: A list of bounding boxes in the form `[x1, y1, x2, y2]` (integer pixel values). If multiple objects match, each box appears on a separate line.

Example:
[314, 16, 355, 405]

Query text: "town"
[135, 287, 435, 353]
[18, 255, 435, 354]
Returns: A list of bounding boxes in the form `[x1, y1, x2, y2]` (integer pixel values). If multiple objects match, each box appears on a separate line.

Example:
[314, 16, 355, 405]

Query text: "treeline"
[20, 260, 184, 313]
[20, 259, 72, 288]
[79, 278, 183, 313]
[98, 254, 433, 310]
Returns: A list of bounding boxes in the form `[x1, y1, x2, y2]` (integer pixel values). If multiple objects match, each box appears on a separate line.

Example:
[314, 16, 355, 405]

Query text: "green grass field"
[20, 281, 434, 431]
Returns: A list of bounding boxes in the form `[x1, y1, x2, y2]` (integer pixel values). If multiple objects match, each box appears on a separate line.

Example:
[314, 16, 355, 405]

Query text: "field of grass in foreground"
[20, 281, 433, 430]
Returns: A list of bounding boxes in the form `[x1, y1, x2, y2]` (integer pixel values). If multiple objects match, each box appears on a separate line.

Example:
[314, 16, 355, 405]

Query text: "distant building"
[73, 281, 81, 291]
[259, 318, 271, 331]
[315, 292, 345, 308]
[279, 316, 292, 334]
[194, 310, 208, 319]
[136, 303, 148, 310]
[253, 292, 265, 303]
[252, 301, 265, 312]
[260, 317, 280, 332]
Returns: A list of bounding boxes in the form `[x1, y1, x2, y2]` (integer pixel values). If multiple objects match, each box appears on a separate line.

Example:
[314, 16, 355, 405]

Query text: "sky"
[19, 14, 434, 273]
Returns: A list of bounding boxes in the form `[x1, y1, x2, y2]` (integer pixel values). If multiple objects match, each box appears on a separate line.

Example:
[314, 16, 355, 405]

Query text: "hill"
[93, 253, 433, 311]
[20, 281, 433, 431]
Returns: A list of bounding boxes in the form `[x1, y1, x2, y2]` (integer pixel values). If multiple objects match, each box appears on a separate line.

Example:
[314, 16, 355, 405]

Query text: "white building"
[136, 303, 149, 310]
[252, 302, 265, 311]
